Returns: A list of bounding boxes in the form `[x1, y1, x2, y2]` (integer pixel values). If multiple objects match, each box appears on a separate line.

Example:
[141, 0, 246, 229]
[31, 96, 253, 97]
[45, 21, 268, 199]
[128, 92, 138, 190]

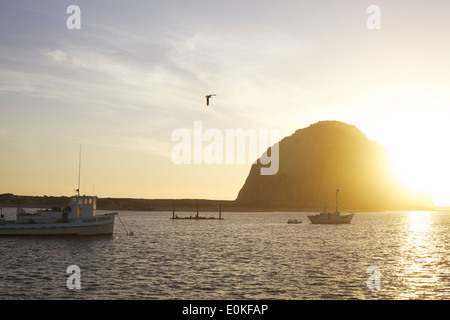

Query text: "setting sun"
[363, 87, 450, 207]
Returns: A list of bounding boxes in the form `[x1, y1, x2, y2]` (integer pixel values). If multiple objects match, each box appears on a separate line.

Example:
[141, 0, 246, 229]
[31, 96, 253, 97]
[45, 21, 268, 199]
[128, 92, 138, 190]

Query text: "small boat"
[307, 189, 354, 224]
[0, 195, 117, 236]
[287, 219, 302, 224]
[307, 211, 354, 224]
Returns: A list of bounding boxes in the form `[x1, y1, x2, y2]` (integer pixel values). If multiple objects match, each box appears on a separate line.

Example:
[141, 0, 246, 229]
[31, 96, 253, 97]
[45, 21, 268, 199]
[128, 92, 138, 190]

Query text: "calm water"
[0, 209, 449, 300]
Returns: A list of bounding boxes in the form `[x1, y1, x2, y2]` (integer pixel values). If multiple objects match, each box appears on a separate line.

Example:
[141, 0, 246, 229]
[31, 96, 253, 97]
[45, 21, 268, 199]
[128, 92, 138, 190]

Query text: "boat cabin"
[16, 195, 98, 224]
[67, 195, 97, 219]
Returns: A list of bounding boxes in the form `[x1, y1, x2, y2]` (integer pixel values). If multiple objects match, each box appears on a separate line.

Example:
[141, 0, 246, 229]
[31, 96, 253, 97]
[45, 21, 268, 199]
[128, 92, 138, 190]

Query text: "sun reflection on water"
[396, 211, 444, 299]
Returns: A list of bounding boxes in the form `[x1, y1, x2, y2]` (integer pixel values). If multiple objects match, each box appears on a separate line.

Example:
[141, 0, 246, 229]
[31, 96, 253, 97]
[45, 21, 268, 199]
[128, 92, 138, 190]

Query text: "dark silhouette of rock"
[236, 120, 434, 210]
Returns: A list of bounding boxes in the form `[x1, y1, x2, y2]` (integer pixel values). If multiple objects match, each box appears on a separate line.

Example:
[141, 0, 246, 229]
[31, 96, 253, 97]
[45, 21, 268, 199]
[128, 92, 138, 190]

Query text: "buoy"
[129, 231, 135, 236]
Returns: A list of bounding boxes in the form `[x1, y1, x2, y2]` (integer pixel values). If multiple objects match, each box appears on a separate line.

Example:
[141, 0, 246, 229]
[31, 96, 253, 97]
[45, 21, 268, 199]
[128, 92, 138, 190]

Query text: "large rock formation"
[235, 121, 434, 210]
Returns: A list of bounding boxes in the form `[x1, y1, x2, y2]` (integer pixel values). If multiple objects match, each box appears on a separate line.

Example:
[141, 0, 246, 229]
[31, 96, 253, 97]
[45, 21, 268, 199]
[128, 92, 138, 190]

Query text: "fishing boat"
[0, 195, 116, 236]
[0, 146, 118, 236]
[307, 211, 354, 224]
[307, 189, 354, 224]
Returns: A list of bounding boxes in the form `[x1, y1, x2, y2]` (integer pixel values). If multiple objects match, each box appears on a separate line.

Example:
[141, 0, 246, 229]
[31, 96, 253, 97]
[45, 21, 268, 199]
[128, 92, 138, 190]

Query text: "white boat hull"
[307, 213, 354, 224]
[0, 215, 115, 236]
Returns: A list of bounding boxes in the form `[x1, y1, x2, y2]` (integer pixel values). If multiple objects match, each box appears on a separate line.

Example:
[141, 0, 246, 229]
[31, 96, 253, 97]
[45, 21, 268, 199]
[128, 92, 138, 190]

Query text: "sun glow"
[363, 87, 450, 207]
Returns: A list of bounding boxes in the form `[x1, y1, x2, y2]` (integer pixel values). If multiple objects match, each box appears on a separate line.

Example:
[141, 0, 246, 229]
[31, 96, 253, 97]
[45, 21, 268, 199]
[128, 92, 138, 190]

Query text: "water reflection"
[396, 211, 441, 299]
[1, 210, 450, 299]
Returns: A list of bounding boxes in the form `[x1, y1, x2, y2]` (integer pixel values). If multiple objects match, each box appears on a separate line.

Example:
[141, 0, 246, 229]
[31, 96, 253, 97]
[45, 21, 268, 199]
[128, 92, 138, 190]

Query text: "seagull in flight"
[205, 94, 216, 106]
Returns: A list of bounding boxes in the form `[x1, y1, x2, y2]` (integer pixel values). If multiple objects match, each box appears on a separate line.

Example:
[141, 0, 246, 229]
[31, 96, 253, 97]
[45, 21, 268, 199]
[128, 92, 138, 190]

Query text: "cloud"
[164, 28, 319, 129]
[1, 13, 319, 161]
[167, 29, 307, 81]
[44, 49, 132, 80]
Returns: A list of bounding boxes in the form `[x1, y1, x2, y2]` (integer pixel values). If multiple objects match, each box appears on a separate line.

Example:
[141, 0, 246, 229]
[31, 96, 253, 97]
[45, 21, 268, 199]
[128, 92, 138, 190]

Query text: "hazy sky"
[1, 1, 450, 205]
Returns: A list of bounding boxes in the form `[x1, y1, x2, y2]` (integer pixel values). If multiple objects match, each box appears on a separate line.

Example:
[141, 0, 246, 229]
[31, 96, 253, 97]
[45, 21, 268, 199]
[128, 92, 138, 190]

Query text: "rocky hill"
[1, 121, 434, 212]
[235, 121, 434, 211]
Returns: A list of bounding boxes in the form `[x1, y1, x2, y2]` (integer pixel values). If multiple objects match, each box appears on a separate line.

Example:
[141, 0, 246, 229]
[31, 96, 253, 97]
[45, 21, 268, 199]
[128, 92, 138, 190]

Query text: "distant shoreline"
[0, 193, 437, 212]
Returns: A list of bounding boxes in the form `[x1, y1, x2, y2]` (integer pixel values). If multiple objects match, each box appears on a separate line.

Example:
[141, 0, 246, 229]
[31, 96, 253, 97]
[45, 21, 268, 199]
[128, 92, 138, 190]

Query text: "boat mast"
[77, 145, 81, 197]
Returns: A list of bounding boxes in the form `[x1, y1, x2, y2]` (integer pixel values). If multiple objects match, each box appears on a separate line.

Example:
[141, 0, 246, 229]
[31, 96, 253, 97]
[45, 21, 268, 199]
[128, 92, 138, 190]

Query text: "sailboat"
[307, 189, 354, 224]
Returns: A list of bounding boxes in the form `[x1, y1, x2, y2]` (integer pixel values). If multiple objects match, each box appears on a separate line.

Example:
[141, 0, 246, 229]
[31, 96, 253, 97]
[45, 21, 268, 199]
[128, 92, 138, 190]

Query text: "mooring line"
[116, 213, 133, 236]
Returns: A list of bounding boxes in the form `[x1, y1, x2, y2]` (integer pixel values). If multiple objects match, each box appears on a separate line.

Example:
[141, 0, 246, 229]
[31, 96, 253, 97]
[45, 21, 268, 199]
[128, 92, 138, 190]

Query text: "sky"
[1, 0, 450, 206]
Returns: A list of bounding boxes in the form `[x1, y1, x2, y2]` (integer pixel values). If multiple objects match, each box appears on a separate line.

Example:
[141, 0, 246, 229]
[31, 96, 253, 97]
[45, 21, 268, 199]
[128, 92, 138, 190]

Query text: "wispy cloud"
[44, 49, 131, 79]
[1, 22, 321, 151]
[164, 28, 319, 124]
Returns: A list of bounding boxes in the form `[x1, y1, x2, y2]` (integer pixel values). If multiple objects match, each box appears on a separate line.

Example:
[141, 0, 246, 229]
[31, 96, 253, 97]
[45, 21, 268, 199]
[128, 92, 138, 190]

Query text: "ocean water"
[0, 209, 449, 300]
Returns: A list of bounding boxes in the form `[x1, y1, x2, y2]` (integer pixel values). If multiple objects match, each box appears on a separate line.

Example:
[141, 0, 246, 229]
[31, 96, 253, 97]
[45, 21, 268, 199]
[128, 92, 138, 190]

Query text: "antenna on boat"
[77, 145, 81, 197]
[335, 189, 340, 213]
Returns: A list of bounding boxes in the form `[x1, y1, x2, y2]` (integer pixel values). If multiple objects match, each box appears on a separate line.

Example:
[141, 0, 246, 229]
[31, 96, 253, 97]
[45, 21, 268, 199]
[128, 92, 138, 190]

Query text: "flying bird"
[205, 94, 216, 106]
